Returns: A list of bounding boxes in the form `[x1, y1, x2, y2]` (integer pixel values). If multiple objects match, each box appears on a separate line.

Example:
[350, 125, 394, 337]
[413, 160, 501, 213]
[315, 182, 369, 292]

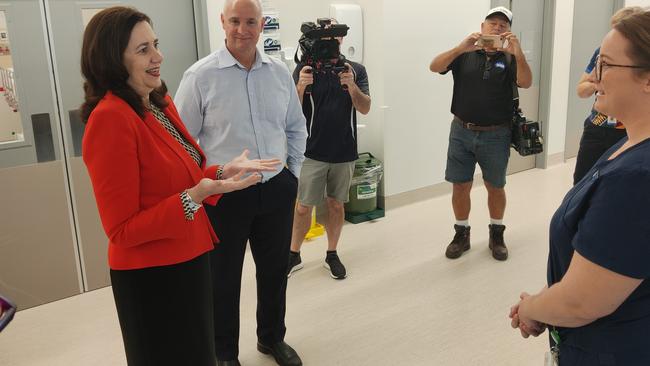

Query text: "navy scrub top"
[547, 137, 650, 365]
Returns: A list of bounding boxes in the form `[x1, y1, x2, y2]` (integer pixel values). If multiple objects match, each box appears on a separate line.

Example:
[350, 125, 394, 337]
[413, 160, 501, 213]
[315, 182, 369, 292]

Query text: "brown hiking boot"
[445, 225, 471, 259]
[489, 224, 508, 261]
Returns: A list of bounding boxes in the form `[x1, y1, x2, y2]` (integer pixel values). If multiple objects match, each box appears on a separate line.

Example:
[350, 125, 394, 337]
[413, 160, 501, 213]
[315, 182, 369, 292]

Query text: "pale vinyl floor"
[0, 161, 576, 366]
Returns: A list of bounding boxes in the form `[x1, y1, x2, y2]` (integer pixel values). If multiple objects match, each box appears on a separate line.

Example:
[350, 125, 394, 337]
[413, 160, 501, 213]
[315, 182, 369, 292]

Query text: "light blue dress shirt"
[174, 46, 307, 182]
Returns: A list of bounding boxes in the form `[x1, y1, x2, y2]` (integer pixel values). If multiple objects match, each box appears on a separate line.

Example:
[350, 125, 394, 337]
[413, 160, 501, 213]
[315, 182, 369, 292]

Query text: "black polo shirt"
[442, 50, 517, 126]
[293, 60, 370, 163]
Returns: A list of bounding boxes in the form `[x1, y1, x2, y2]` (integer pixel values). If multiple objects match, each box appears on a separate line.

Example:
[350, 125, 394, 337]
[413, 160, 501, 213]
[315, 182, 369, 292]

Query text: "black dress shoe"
[257, 341, 302, 366]
[216, 359, 241, 366]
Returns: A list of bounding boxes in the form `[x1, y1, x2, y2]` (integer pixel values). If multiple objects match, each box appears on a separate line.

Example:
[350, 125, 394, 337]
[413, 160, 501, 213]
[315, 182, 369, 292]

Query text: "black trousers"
[110, 252, 215, 366]
[205, 168, 298, 360]
[573, 123, 627, 185]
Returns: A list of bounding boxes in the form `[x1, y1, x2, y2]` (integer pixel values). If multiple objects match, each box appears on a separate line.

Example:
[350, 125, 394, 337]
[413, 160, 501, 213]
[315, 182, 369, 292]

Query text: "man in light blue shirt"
[174, 0, 306, 365]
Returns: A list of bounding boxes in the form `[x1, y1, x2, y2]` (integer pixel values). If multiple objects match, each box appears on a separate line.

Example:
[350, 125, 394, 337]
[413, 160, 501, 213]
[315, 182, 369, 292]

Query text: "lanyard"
[549, 326, 561, 365]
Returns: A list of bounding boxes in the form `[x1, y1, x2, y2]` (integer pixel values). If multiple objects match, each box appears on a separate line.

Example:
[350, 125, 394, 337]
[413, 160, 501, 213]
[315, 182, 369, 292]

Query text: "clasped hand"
[509, 291, 547, 339]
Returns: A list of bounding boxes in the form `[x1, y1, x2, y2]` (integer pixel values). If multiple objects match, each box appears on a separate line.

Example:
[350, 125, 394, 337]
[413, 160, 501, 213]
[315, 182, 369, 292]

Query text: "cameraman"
[429, 7, 532, 261]
[288, 19, 371, 280]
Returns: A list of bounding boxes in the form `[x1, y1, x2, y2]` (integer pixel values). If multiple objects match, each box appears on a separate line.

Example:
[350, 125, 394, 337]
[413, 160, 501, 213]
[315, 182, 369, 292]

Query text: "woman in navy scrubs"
[509, 10, 650, 365]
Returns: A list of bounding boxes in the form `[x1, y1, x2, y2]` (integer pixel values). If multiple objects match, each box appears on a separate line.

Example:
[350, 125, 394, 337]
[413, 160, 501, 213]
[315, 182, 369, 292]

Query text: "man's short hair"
[223, 0, 262, 16]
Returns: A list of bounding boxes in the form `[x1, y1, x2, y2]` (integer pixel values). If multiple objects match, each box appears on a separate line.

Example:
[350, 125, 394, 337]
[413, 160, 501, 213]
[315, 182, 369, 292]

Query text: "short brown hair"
[610, 6, 644, 27]
[614, 10, 650, 76]
[80, 6, 167, 123]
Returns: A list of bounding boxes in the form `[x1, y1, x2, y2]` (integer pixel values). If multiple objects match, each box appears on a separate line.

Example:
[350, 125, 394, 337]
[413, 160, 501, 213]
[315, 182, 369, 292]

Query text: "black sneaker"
[324, 252, 346, 279]
[287, 251, 303, 278]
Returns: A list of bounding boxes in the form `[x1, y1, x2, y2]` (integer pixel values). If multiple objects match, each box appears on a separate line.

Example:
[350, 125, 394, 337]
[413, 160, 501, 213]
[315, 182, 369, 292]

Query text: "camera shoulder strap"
[294, 47, 300, 64]
[506, 53, 519, 111]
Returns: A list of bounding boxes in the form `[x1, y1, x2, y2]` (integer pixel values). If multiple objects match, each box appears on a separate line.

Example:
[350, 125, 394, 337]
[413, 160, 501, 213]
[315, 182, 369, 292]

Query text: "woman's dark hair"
[614, 10, 650, 77]
[80, 6, 168, 123]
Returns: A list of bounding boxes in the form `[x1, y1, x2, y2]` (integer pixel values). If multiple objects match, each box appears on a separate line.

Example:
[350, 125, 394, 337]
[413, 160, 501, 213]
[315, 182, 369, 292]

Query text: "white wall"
[206, 0, 224, 52]
[546, 0, 574, 156]
[202, 0, 580, 198]
[626, 0, 650, 6]
[381, 1, 489, 195]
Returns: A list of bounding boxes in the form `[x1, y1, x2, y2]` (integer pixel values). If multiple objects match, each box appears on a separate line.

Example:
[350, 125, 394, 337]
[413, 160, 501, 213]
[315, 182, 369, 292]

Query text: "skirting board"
[382, 152, 566, 211]
[382, 174, 485, 211]
[546, 152, 565, 167]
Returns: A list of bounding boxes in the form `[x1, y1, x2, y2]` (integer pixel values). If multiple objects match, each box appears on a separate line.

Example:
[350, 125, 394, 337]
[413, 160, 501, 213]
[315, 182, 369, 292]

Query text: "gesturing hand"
[190, 171, 262, 201]
[222, 149, 282, 180]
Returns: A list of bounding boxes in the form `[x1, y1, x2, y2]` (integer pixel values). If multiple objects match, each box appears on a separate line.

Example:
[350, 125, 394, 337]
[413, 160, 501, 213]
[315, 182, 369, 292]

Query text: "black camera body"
[296, 18, 349, 74]
[511, 108, 544, 156]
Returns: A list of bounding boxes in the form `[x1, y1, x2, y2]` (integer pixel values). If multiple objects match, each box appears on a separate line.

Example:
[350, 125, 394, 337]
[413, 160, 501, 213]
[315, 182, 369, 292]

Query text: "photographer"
[288, 18, 371, 280]
[429, 7, 532, 261]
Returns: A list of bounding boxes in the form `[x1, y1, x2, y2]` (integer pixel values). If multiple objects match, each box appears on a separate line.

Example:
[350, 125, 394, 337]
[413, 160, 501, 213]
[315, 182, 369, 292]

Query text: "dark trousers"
[205, 168, 298, 360]
[110, 252, 215, 366]
[573, 123, 627, 184]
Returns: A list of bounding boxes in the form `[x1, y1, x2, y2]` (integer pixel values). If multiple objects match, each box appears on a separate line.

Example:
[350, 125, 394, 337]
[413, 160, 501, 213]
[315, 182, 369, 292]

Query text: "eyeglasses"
[483, 58, 492, 80]
[595, 55, 650, 81]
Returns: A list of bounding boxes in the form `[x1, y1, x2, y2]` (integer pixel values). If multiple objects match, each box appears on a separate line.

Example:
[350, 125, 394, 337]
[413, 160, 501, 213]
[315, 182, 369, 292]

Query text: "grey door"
[564, 0, 619, 159]
[491, 0, 545, 174]
[0, 1, 82, 310]
[47, 0, 201, 291]
[0, 0, 204, 310]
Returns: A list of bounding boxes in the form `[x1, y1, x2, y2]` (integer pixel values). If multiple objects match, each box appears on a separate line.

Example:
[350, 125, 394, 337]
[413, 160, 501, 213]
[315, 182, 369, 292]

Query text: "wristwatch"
[180, 190, 202, 220]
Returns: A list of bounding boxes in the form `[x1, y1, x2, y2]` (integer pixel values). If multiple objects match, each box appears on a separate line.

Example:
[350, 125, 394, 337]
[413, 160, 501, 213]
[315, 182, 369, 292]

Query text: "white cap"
[486, 6, 513, 24]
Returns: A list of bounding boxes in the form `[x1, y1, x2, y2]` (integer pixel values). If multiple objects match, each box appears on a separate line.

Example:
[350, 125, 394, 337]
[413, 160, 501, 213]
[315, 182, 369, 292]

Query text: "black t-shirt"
[292, 60, 370, 163]
[547, 138, 650, 364]
[442, 50, 517, 126]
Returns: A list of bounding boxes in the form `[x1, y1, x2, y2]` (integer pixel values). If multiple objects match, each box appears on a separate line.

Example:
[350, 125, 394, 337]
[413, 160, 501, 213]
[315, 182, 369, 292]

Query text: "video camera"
[511, 108, 543, 156]
[295, 18, 349, 75]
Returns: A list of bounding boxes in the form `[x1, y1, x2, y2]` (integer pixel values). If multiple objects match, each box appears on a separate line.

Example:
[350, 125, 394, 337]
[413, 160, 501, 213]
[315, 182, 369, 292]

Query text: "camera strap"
[506, 53, 520, 112]
[294, 47, 301, 65]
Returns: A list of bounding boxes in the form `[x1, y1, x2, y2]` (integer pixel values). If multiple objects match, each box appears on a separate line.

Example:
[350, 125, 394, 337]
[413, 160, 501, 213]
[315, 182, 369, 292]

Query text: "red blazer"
[83, 91, 221, 270]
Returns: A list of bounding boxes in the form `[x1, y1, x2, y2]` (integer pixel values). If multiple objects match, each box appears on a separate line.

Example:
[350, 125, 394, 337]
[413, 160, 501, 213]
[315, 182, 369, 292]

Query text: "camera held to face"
[511, 108, 543, 156]
[295, 18, 349, 75]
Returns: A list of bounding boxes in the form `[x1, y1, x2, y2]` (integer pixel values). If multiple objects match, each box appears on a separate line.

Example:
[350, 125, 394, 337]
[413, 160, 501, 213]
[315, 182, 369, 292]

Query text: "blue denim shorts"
[445, 118, 511, 188]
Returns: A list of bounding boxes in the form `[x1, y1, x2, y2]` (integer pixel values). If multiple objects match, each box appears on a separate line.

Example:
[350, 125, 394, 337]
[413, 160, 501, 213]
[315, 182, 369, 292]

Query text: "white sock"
[456, 220, 469, 227]
[490, 218, 503, 226]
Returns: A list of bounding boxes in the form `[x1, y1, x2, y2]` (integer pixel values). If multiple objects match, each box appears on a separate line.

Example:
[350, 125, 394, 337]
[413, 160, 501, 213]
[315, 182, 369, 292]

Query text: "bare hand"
[222, 149, 282, 180]
[509, 292, 547, 338]
[459, 32, 481, 53]
[297, 65, 314, 89]
[338, 63, 355, 90]
[500, 32, 522, 57]
[190, 171, 262, 201]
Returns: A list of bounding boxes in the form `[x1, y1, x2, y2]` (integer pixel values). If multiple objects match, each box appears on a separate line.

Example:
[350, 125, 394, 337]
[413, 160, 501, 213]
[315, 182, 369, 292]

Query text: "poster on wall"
[264, 12, 280, 31]
[262, 7, 281, 55]
[263, 33, 281, 53]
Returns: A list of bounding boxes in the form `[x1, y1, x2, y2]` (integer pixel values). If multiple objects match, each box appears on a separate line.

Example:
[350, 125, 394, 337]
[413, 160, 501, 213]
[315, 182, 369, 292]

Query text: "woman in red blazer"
[80, 7, 279, 366]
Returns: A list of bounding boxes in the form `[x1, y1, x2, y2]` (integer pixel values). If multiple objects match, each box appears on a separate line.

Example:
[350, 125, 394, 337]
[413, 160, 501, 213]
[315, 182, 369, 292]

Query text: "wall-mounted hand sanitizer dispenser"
[330, 4, 363, 64]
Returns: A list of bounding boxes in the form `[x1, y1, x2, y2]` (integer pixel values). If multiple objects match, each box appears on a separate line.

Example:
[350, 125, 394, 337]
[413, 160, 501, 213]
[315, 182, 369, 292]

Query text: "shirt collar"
[216, 44, 272, 70]
[477, 49, 505, 58]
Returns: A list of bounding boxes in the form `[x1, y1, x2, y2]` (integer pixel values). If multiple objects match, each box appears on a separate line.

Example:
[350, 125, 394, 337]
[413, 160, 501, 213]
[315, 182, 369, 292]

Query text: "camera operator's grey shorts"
[445, 118, 511, 188]
[297, 158, 355, 206]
